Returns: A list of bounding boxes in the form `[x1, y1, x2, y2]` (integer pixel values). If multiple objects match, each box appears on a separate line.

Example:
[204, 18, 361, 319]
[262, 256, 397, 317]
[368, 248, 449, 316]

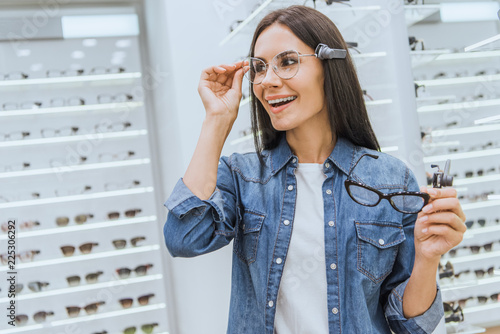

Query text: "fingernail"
[428, 189, 437, 196]
[419, 215, 428, 222]
[422, 228, 428, 233]
[422, 204, 433, 213]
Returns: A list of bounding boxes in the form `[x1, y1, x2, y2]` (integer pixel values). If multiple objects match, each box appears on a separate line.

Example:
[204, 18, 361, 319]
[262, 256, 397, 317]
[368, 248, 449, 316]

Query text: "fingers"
[418, 223, 464, 246]
[420, 186, 466, 222]
[231, 67, 249, 93]
[417, 211, 466, 234]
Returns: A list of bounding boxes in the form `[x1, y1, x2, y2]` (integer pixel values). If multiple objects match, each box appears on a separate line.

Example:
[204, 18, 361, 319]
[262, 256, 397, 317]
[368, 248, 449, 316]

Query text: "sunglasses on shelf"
[16, 311, 54, 326]
[15, 281, 49, 293]
[116, 264, 154, 279]
[119, 294, 156, 308]
[112, 236, 146, 249]
[123, 323, 159, 334]
[66, 271, 104, 286]
[60, 242, 99, 256]
[108, 208, 142, 220]
[66, 301, 105, 317]
[56, 214, 94, 227]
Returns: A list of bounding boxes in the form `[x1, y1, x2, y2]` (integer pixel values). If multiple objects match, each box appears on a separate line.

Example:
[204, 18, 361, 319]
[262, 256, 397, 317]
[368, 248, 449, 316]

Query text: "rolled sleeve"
[163, 156, 238, 258]
[164, 178, 225, 222]
[385, 279, 444, 334]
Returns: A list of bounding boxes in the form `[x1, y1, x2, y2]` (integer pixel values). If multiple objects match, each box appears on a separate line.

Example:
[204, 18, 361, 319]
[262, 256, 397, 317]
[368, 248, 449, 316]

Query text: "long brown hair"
[248, 5, 380, 164]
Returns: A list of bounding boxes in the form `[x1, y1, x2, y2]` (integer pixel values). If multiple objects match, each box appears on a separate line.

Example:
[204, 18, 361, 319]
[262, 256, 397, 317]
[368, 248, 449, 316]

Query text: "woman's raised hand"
[198, 61, 248, 122]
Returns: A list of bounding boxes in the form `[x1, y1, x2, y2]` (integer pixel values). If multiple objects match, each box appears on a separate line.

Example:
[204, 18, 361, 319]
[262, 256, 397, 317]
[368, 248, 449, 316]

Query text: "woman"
[164, 5, 466, 333]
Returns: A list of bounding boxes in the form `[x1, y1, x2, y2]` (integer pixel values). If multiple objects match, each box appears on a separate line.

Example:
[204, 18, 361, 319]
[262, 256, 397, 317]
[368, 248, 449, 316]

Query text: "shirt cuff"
[164, 178, 225, 222]
[385, 278, 444, 334]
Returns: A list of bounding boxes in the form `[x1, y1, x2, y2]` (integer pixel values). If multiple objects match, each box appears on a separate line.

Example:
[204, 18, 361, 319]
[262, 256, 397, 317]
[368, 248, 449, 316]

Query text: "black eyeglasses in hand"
[344, 154, 430, 214]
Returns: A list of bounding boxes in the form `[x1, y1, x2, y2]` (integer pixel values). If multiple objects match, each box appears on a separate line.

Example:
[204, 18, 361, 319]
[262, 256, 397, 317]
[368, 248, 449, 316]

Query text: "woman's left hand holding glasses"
[414, 187, 466, 261]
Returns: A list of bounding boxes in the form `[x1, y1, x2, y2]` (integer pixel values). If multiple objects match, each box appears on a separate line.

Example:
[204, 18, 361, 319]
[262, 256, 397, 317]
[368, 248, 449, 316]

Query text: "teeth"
[268, 96, 296, 104]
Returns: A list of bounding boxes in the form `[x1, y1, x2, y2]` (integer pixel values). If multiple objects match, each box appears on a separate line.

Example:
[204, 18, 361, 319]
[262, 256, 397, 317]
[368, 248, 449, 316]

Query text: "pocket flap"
[241, 210, 265, 234]
[355, 221, 405, 249]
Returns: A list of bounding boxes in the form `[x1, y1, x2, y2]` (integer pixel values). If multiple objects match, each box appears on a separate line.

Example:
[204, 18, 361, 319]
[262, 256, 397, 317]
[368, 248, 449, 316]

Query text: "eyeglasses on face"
[119, 293, 156, 308]
[107, 208, 142, 220]
[56, 214, 94, 227]
[60, 242, 99, 256]
[344, 154, 430, 214]
[67, 271, 104, 286]
[66, 301, 105, 317]
[116, 264, 153, 279]
[246, 50, 317, 84]
[15, 281, 49, 293]
[112, 236, 146, 249]
[123, 323, 159, 334]
[15, 311, 54, 326]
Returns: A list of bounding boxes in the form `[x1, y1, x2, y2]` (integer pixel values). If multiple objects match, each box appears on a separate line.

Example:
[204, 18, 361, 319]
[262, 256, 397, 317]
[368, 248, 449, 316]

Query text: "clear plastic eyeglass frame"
[246, 50, 317, 84]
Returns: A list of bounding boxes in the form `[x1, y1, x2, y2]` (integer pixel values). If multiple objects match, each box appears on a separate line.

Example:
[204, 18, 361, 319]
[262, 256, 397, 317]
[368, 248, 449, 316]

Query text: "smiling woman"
[163, 5, 466, 334]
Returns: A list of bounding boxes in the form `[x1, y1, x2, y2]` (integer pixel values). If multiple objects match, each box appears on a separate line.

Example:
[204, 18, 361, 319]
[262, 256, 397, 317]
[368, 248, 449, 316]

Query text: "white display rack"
[404, 4, 441, 27]
[0, 6, 170, 334]
[220, 0, 381, 46]
[465, 33, 500, 52]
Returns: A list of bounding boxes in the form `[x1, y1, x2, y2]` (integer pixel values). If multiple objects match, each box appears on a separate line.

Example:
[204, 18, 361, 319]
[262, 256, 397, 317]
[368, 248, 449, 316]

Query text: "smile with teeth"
[267, 96, 297, 107]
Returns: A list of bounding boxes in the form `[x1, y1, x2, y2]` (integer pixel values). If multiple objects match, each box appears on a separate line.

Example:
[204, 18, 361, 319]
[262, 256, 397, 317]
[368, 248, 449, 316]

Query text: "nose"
[260, 64, 281, 87]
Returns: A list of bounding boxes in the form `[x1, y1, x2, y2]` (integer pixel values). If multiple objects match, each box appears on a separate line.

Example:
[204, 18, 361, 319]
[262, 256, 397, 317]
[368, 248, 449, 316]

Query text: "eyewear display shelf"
[221, 0, 420, 172]
[0, 7, 170, 334]
[407, 1, 500, 332]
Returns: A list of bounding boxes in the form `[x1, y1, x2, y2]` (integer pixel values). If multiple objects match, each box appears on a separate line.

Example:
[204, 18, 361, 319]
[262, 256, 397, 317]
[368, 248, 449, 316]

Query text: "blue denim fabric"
[164, 135, 444, 333]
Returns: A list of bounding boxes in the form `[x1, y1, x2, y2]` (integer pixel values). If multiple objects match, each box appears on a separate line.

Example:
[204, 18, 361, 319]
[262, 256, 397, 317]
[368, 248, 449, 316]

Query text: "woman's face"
[252, 23, 327, 132]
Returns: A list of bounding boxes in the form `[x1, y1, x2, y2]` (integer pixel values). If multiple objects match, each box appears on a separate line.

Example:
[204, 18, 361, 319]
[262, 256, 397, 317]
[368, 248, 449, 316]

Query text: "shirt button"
[328, 221, 335, 227]
[330, 263, 337, 270]
[268, 301, 274, 307]
[332, 308, 338, 314]
[325, 162, 330, 168]
[288, 185, 293, 191]
[276, 258, 282, 264]
[326, 189, 332, 195]
[292, 158, 297, 163]
[379, 239, 385, 246]
[284, 220, 290, 226]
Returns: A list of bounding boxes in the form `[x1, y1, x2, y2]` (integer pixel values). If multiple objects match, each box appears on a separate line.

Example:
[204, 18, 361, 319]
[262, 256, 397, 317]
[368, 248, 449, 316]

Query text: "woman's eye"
[281, 57, 297, 67]
[255, 64, 266, 73]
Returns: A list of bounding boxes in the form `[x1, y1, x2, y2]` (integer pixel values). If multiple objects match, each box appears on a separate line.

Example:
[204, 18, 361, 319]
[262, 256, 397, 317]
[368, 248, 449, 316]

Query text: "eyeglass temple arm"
[348, 153, 379, 176]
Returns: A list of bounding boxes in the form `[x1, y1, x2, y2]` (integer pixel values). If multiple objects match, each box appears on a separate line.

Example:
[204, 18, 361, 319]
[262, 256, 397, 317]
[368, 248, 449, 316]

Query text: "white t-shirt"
[274, 163, 329, 334]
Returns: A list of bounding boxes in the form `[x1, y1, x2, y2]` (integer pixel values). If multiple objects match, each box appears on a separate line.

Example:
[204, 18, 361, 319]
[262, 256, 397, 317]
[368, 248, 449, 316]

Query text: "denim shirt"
[163, 135, 444, 334]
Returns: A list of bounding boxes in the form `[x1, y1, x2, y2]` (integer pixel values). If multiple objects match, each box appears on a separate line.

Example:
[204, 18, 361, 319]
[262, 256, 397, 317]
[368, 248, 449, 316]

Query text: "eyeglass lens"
[346, 183, 426, 214]
[246, 50, 301, 84]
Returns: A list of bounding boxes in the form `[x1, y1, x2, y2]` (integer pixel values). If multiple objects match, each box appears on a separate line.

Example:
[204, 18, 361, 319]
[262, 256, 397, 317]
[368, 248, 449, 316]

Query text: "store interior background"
[1, 0, 500, 333]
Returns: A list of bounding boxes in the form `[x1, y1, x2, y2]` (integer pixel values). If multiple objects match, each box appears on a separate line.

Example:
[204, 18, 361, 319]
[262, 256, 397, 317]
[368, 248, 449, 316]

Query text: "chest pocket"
[234, 208, 265, 264]
[355, 221, 405, 284]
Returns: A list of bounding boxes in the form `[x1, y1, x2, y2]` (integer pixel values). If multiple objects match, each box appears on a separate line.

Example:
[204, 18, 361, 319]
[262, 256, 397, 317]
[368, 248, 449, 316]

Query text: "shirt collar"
[267, 134, 361, 176]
